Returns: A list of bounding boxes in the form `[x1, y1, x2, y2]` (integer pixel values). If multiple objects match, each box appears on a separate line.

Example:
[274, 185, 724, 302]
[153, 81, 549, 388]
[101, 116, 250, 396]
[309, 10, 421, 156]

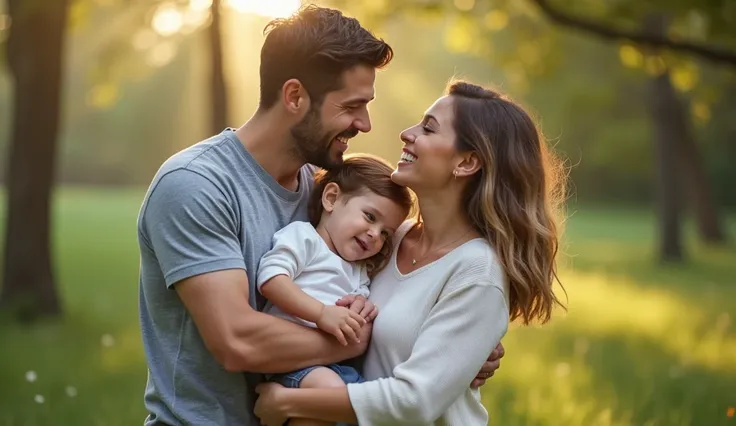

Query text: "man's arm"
[260, 275, 366, 346]
[142, 170, 368, 375]
[175, 268, 370, 374]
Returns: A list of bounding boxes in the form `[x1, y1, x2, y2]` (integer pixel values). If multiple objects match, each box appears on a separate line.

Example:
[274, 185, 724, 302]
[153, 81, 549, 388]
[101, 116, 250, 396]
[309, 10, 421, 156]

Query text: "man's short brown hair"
[259, 5, 393, 109]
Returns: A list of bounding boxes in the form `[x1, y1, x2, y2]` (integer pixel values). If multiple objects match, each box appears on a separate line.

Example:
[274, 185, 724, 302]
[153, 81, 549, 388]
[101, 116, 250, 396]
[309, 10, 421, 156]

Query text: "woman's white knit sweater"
[347, 221, 510, 425]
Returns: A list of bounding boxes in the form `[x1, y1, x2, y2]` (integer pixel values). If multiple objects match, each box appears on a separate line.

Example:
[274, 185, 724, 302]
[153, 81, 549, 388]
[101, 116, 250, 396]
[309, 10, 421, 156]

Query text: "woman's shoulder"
[394, 220, 416, 240]
[444, 238, 507, 293]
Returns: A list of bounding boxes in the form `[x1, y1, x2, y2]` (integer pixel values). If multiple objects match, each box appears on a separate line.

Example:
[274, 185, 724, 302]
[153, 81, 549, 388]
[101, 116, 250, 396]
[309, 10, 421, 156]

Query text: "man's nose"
[354, 110, 372, 133]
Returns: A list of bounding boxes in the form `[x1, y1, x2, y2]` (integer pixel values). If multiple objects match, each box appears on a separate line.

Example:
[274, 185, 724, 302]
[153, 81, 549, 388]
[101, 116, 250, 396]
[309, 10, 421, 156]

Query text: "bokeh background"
[0, 0, 735, 425]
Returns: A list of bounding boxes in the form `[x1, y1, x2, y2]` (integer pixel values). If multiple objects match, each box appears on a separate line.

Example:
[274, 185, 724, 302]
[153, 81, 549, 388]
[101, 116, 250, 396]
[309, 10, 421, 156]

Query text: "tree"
[208, 0, 229, 134]
[93, 0, 230, 136]
[0, 0, 231, 321]
[0, 0, 70, 320]
[527, 0, 733, 248]
[645, 15, 685, 262]
[530, 0, 736, 67]
[336, 0, 734, 261]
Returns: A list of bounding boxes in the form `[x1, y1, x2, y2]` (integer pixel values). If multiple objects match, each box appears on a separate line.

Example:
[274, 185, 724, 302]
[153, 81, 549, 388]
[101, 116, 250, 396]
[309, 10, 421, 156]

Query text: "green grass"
[0, 188, 735, 425]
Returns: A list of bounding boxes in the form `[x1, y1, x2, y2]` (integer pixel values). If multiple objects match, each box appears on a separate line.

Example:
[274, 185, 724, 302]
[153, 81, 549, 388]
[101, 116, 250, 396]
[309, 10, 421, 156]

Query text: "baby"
[256, 154, 413, 396]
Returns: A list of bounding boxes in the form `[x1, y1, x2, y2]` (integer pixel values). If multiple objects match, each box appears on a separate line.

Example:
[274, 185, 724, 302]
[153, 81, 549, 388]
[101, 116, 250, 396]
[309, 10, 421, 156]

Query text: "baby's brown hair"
[308, 154, 414, 276]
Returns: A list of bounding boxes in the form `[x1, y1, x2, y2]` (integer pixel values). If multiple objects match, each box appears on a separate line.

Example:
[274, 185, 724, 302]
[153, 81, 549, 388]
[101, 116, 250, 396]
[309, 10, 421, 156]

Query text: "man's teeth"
[400, 152, 417, 163]
[336, 136, 348, 144]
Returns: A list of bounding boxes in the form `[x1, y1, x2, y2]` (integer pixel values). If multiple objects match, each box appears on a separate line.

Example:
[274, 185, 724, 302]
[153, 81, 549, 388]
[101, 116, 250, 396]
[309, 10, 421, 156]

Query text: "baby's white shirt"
[256, 221, 370, 327]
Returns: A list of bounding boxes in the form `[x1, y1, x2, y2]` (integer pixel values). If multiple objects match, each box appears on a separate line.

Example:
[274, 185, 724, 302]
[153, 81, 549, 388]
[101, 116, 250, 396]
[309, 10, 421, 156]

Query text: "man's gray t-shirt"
[137, 129, 315, 425]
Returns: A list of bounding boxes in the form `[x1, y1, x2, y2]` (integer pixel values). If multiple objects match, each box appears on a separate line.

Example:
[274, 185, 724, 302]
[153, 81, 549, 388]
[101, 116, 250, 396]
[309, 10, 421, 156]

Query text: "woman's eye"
[423, 126, 434, 133]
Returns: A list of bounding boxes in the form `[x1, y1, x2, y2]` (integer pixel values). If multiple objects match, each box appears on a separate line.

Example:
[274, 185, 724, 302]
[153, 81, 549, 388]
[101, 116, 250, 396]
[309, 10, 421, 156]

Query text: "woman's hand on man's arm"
[471, 342, 505, 388]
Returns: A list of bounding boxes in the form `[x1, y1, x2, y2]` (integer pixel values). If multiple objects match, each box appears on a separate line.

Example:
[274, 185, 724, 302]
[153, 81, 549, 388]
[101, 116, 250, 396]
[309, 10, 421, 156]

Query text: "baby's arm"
[257, 223, 366, 346]
[260, 275, 365, 345]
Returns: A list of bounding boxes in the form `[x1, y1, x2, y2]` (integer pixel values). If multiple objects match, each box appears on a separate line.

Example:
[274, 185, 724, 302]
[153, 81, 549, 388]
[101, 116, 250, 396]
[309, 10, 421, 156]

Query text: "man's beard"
[290, 106, 356, 170]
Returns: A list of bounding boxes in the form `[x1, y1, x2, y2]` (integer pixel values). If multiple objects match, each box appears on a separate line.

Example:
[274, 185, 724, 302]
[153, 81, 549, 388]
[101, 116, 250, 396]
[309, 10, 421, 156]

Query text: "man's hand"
[316, 305, 366, 346]
[254, 382, 290, 426]
[471, 342, 505, 388]
[335, 294, 378, 321]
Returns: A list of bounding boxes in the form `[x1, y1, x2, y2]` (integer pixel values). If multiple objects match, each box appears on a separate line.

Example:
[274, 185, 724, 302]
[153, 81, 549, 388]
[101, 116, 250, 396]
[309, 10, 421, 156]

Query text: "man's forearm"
[226, 311, 370, 374]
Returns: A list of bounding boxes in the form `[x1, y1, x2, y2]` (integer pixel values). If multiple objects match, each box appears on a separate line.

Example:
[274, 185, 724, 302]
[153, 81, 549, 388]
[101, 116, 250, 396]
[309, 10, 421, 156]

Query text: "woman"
[254, 80, 567, 425]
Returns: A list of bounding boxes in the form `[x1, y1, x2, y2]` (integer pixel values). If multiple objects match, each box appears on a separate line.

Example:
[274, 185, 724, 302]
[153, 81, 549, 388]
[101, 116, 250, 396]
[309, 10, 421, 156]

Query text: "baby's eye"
[381, 230, 390, 239]
[364, 212, 376, 222]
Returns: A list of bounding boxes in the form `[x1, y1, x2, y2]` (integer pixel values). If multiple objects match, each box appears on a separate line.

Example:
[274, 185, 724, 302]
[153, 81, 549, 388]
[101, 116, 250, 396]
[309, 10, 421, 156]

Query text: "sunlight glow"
[87, 83, 119, 110]
[454, 0, 475, 12]
[189, 0, 213, 12]
[484, 10, 508, 32]
[152, 3, 184, 37]
[146, 42, 178, 68]
[0, 14, 11, 31]
[562, 271, 736, 373]
[132, 29, 157, 52]
[182, 7, 211, 34]
[225, 0, 301, 18]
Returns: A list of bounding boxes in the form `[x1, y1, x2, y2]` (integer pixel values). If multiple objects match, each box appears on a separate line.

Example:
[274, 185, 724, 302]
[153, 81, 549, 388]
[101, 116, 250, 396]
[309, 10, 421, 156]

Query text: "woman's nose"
[400, 128, 416, 144]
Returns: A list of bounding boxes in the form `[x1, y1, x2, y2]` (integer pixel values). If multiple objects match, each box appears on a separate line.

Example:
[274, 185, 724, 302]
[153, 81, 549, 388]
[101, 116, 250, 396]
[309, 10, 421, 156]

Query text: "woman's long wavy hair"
[449, 80, 568, 324]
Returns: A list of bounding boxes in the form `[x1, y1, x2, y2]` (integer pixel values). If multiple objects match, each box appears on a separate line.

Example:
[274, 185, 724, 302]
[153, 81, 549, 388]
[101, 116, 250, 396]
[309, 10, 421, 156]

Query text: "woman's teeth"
[336, 136, 348, 145]
[400, 152, 417, 163]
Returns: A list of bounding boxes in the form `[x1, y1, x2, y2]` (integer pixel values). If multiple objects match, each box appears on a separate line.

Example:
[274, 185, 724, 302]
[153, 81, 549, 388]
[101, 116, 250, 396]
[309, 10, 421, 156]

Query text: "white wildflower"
[65, 386, 78, 397]
[101, 334, 115, 347]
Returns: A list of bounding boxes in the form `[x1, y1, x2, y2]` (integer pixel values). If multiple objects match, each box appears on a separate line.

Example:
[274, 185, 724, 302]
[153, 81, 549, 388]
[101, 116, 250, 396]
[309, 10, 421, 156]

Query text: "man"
[137, 5, 503, 425]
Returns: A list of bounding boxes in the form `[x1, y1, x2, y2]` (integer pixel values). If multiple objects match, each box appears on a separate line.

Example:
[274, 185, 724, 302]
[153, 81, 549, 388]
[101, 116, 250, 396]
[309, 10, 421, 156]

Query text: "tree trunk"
[209, 0, 229, 134]
[646, 15, 685, 263]
[675, 98, 728, 244]
[0, 0, 69, 320]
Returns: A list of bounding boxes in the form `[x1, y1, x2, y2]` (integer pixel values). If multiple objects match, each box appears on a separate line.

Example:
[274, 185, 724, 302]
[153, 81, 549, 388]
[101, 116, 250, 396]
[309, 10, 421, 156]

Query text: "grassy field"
[0, 188, 734, 426]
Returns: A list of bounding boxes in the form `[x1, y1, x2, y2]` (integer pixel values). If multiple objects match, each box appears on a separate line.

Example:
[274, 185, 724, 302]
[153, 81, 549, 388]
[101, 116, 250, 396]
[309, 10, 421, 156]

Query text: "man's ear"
[282, 78, 310, 116]
[321, 182, 341, 213]
[453, 152, 482, 179]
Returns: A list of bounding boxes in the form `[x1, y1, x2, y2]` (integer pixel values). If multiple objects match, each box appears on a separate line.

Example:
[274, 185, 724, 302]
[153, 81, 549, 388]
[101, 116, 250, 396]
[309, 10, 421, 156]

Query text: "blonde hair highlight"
[448, 80, 568, 325]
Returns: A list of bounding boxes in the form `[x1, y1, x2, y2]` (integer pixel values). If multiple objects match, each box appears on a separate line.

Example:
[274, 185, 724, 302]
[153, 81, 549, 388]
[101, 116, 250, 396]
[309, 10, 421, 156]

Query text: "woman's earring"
[453, 170, 458, 179]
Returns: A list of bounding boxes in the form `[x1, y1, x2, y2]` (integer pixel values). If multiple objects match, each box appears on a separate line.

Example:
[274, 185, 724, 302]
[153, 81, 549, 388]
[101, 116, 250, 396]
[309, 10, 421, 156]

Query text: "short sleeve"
[350, 266, 371, 298]
[140, 169, 245, 288]
[256, 222, 319, 292]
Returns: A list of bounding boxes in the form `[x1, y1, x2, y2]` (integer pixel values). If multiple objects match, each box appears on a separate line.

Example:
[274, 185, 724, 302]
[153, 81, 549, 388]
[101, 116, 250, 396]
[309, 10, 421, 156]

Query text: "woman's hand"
[254, 382, 290, 426]
[471, 342, 505, 388]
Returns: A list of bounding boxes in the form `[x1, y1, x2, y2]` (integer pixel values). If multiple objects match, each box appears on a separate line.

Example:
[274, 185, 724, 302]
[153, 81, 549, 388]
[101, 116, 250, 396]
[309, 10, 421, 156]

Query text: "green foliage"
[0, 189, 734, 425]
[0, 0, 734, 205]
[331, 0, 736, 206]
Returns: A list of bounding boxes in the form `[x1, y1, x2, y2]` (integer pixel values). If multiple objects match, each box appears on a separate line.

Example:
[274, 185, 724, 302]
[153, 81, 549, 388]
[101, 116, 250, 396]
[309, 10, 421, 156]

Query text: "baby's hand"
[336, 295, 378, 322]
[316, 305, 366, 346]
